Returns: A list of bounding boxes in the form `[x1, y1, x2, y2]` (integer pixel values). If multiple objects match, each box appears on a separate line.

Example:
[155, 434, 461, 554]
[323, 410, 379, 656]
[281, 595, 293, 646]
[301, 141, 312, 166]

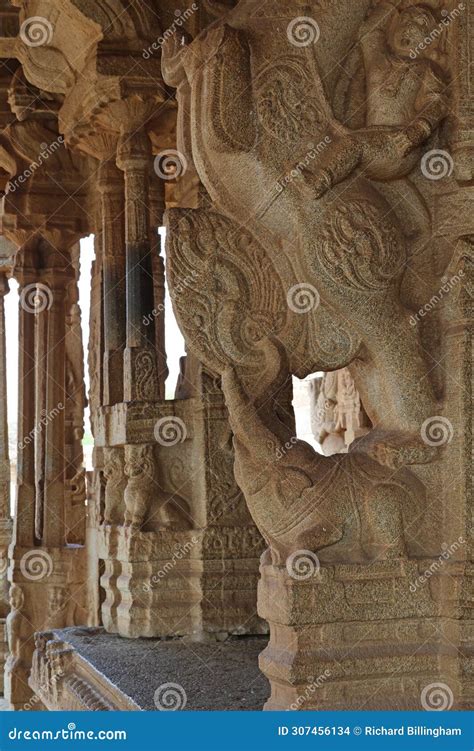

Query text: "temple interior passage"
[0, 0, 470, 712]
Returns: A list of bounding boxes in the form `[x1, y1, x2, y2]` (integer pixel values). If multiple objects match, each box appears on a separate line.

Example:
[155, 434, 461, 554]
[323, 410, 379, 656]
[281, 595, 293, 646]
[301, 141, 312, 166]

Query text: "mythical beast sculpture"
[163, 0, 451, 565]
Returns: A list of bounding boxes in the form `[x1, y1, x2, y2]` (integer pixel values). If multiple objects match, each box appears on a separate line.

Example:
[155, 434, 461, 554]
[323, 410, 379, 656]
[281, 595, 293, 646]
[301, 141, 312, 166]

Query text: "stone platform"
[30, 627, 270, 711]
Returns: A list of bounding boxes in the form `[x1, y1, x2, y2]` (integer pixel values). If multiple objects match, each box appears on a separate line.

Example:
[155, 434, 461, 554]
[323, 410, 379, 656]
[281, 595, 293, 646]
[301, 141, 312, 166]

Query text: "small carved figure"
[46, 586, 68, 629]
[103, 447, 126, 525]
[313, 372, 347, 456]
[6, 585, 25, 666]
[124, 444, 156, 529]
[309, 2, 449, 196]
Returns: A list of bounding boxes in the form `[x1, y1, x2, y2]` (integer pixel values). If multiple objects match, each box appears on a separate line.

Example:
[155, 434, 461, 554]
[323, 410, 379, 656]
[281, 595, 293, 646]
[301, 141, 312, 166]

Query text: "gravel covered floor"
[55, 627, 270, 711]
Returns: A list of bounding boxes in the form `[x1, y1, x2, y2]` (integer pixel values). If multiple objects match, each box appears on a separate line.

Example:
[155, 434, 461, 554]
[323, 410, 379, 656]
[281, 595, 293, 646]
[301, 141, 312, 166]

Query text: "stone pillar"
[98, 162, 126, 406]
[0, 275, 10, 525]
[33, 289, 47, 542]
[88, 234, 104, 434]
[0, 274, 12, 611]
[149, 170, 167, 398]
[197, 367, 266, 637]
[13, 269, 36, 549]
[41, 270, 71, 548]
[6, 267, 37, 709]
[64, 269, 87, 547]
[117, 131, 158, 403]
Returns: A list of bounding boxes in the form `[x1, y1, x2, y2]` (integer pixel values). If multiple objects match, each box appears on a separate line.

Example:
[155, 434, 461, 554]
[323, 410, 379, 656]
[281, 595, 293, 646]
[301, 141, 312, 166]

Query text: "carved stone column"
[0, 275, 10, 527]
[98, 162, 126, 406]
[149, 171, 167, 398]
[195, 366, 266, 637]
[0, 275, 12, 577]
[13, 267, 36, 549]
[41, 268, 71, 548]
[33, 285, 47, 542]
[6, 266, 37, 709]
[117, 132, 158, 403]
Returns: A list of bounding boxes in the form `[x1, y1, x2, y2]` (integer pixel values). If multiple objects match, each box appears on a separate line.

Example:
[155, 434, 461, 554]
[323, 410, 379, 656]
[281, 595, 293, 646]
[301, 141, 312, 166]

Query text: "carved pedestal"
[95, 391, 265, 640]
[98, 526, 202, 638]
[259, 558, 467, 710]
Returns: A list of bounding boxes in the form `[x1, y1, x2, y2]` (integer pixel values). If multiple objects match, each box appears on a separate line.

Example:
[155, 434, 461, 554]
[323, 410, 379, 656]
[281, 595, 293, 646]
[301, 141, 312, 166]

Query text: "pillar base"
[98, 525, 266, 639]
[258, 560, 466, 710]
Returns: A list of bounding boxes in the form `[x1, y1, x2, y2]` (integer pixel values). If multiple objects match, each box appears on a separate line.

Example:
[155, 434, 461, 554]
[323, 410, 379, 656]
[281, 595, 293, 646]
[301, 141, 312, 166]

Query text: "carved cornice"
[30, 629, 141, 711]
